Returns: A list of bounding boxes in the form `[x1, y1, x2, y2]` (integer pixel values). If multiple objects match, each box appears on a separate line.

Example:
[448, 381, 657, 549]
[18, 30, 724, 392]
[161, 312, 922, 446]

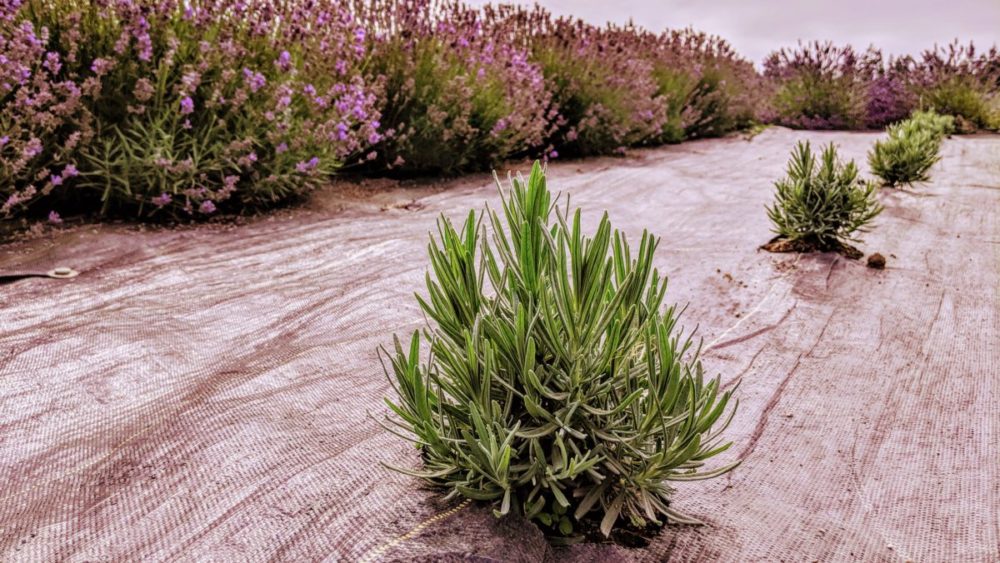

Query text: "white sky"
[464, 0, 1000, 64]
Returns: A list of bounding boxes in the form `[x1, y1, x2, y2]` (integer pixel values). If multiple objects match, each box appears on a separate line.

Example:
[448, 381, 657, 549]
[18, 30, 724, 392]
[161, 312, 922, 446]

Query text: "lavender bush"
[864, 62, 918, 129]
[868, 110, 954, 187]
[644, 29, 760, 142]
[913, 42, 1000, 131]
[765, 41, 1000, 132]
[500, 8, 668, 157]
[764, 42, 875, 130]
[356, 0, 552, 174]
[3, 0, 380, 219]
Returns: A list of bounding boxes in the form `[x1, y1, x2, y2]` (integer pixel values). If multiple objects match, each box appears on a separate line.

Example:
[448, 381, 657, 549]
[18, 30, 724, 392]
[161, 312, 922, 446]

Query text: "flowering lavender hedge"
[763, 42, 873, 130]
[507, 9, 668, 157]
[914, 43, 1000, 131]
[2, 0, 380, 220]
[1, 0, 997, 224]
[356, 1, 552, 173]
[763, 41, 1000, 131]
[644, 29, 760, 141]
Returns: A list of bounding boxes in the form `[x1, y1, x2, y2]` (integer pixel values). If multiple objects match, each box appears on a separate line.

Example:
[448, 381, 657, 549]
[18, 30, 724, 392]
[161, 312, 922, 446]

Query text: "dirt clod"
[867, 253, 886, 270]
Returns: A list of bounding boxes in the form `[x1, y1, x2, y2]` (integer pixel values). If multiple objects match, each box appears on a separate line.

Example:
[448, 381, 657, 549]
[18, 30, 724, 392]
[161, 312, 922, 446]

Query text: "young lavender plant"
[767, 141, 882, 251]
[868, 111, 953, 187]
[380, 161, 739, 539]
[906, 110, 956, 138]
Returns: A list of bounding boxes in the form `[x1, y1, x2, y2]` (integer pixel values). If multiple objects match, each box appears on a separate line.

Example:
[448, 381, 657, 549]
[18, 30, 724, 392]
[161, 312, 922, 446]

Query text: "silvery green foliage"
[868, 110, 953, 187]
[381, 162, 738, 538]
[907, 110, 956, 138]
[768, 141, 882, 248]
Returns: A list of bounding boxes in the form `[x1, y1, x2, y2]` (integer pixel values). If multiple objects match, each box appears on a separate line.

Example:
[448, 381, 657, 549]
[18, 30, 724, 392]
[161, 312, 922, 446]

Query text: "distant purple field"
[2, 0, 998, 222]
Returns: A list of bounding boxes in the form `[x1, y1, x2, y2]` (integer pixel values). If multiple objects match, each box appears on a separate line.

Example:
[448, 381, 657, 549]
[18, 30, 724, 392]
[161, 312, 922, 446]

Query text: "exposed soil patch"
[571, 516, 663, 549]
[760, 236, 864, 260]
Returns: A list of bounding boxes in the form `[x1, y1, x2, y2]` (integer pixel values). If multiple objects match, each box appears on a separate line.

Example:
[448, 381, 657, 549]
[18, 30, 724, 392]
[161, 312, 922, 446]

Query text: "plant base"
[557, 514, 665, 548]
[760, 236, 863, 259]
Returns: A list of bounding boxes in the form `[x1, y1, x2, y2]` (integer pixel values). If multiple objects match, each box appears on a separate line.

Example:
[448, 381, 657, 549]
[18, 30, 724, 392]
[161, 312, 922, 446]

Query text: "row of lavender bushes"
[765, 41, 1000, 131]
[2, 0, 998, 223]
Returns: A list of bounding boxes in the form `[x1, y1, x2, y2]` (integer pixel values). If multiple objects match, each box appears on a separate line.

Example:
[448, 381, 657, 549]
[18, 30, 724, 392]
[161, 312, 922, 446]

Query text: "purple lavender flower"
[275, 50, 291, 71]
[23, 138, 42, 158]
[44, 52, 61, 75]
[242, 68, 266, 92]
[48, 210, 62, 224]
[296, 157, 320, 173]
[90, 58, 113, 75]
[199, 200, 216, 214]
[61, 164, 79, 178]
[151, 193, 172, 207]
[180, 96, 194, 115]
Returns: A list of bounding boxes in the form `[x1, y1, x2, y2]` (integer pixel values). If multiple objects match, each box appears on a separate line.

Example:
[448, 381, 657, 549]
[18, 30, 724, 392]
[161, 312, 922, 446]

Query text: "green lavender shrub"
[763, 43, 873, 130]
[987, 96, 1000, 130]
[646, 30, 759, 143]
[380, 162, 739, 538]
[768, 141, 882, 249]
[649, 65, 694, 143]
[906, 109, 956, 139]
[530, 26, 665, 157]
[868, 111, 952, 187]
[921, 77, 990, 131]
[912, 42, 1000, 132]
[670, 33, 760, 139]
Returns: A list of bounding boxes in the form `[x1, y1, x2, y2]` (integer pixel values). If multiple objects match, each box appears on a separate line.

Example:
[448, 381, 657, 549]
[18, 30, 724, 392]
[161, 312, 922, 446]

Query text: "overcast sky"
[465, 0, 1000, 64]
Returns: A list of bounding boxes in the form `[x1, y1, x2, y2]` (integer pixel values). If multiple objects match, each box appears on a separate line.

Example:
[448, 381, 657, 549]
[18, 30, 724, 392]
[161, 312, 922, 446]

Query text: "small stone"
[867, 253, 886, 270]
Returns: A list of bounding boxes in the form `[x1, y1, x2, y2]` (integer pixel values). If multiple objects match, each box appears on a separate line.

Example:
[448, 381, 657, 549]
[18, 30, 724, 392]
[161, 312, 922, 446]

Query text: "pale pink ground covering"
[1, 128, 997, 561]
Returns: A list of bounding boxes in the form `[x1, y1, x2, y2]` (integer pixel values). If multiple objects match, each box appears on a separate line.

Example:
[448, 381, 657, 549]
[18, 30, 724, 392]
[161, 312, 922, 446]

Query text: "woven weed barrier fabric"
[1, 129, 997, 561]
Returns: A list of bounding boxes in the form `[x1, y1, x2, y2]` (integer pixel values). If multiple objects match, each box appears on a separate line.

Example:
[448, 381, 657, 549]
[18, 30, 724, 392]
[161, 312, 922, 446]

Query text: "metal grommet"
[47, 267, 79, 279]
